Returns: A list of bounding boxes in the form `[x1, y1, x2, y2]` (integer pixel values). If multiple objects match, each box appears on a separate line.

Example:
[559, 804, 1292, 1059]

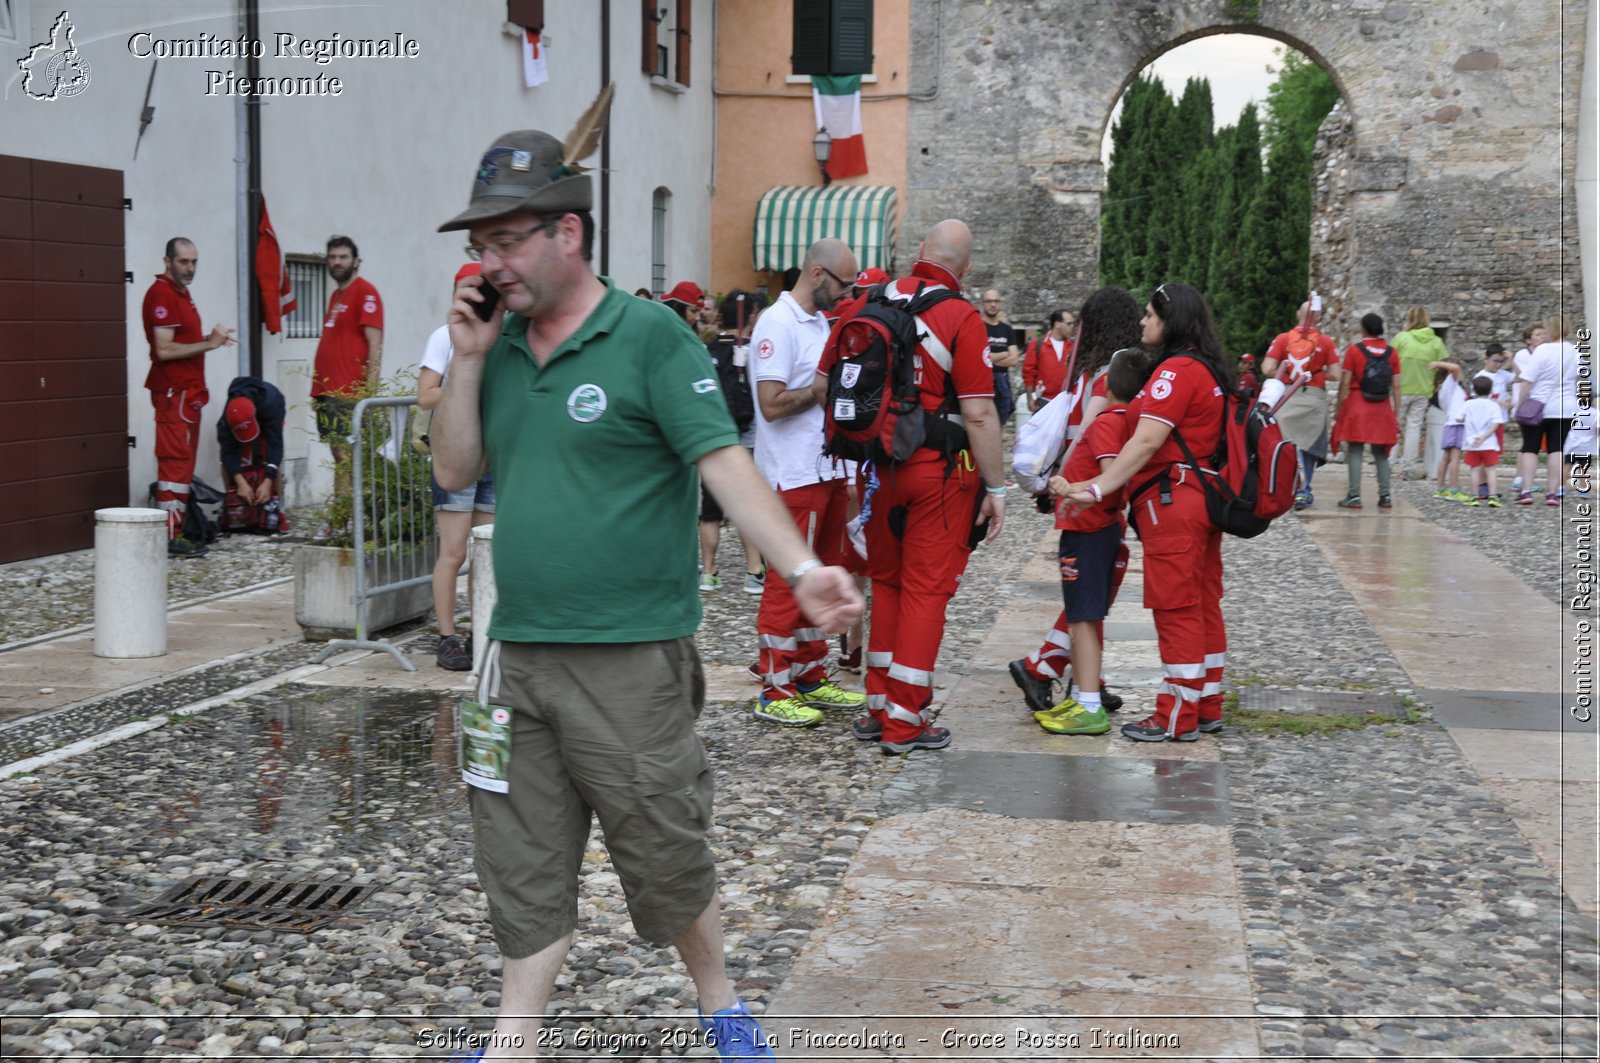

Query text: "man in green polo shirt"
[431, 114, 863, 1062]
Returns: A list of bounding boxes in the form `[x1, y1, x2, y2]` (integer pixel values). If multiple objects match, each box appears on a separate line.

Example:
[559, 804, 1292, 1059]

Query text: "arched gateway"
[901, 0, 1586, 343]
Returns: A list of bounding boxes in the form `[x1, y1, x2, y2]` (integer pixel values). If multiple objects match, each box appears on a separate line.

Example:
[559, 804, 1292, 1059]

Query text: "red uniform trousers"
[1023, 542, 1130, 680]
[862, 458, 980, 744]
[757, 478, 850, 699]
[1133, 473, 1226, 735]
[151, 387, 208, 538]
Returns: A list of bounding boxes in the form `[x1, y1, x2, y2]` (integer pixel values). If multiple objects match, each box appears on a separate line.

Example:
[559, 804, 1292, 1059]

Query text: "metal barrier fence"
[311, 396, 439, 671]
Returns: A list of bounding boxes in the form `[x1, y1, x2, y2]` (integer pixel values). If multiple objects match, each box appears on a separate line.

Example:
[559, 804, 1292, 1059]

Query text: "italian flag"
[812, 74, 868, 179]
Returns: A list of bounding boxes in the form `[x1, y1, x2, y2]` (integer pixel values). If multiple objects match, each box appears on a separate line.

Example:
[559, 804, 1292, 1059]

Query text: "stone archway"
[902, 0, 1586, 345]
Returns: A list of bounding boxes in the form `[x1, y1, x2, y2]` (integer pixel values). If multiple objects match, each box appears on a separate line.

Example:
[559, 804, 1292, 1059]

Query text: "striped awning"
[752, 184, 898, 273]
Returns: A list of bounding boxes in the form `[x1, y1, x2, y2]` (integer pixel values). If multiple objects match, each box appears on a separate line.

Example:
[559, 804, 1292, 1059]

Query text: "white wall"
[0, 0, 713, 513]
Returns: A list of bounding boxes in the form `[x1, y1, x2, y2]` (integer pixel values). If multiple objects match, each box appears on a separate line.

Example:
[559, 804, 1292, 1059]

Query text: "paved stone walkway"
[0, 474, 1596, 1059]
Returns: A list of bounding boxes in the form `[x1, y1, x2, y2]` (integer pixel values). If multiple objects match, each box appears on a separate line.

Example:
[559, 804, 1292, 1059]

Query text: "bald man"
[814, 220, 1008, 754]
[979, 289, 1020, 423]
[749, 238, 870, 727]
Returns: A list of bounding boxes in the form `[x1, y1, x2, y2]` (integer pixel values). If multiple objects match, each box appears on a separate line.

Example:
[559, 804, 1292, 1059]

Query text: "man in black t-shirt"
[980, 289, 1020, 423]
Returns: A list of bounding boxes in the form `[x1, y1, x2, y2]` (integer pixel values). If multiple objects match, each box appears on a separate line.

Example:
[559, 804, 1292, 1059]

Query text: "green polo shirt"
[480, 279, 739, 643]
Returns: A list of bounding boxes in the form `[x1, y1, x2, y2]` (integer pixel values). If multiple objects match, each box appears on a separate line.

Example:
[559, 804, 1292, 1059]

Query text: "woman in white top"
[1514, 315, 1582, 505]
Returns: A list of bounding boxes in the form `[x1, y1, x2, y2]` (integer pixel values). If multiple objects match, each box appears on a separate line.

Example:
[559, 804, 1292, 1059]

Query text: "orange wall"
[710, 0, 911, 300]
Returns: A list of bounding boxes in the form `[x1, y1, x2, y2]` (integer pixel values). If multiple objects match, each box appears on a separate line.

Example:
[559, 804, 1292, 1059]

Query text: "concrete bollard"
[469, 524, 496, 676]
[94, 508, 169, 658]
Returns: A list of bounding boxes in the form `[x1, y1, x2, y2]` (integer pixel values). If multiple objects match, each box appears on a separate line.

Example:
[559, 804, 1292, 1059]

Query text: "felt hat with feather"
[438, 83, 614, 232]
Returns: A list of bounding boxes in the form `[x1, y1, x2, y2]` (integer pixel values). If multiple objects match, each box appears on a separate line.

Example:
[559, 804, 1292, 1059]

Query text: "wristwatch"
[788, 558, 823, 584]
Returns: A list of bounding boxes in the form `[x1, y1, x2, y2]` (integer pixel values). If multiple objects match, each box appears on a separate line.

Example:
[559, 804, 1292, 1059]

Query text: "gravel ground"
[0, 534, 297, 647]
[2, 488, 1596, 1059]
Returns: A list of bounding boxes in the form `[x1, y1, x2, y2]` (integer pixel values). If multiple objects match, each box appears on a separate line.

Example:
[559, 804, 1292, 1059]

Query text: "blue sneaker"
[698, 998, 776, 1060]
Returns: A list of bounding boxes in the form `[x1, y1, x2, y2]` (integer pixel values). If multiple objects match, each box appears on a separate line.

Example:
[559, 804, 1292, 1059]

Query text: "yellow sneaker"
[796, 679, 867, 711]
[754, 696, 824, 727]
[1034, 697, 1112, 735]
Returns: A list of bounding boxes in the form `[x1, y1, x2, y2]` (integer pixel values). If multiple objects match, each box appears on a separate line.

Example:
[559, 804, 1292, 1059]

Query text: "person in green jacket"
[1392, 306, 1450, 475]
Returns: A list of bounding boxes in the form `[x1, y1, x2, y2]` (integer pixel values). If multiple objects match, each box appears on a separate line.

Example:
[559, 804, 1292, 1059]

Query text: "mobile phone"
[472, 279, 502, 322]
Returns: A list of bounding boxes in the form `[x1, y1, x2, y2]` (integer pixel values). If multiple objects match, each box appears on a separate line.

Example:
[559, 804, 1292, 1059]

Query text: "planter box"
[294, 543, 436, 641]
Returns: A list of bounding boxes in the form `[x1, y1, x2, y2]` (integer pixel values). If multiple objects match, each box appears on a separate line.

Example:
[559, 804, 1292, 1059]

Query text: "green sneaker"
[1034, 697, 1112, 735]
[796, 679, 867, 710]
[1486, 496, 1504, 508]
[1463, 498, 1481, 507]
[1448, 489, 1473, 501]
[754, 696, 825, 727]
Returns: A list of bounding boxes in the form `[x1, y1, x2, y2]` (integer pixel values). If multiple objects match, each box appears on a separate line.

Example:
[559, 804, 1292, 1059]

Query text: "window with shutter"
[674, 0, 692, 86]
[790, 0, 874, 77]
[641, 0, 659, 76]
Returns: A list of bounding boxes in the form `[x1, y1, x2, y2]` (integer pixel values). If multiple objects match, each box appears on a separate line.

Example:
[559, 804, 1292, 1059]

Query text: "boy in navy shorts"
[1039, 347, 1154, 735]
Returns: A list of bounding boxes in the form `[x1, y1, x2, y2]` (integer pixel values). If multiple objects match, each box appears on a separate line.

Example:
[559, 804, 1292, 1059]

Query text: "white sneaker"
[743, 572, 765, 595]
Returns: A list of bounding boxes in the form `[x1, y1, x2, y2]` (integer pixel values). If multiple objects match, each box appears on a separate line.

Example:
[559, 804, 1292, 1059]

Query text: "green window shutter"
[792, 1, 832, 75]
[830, 0, 873, 75]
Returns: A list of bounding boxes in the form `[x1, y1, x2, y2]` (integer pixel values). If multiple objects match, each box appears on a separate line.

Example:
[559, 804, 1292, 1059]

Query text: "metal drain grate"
[128, 876, 378, 932]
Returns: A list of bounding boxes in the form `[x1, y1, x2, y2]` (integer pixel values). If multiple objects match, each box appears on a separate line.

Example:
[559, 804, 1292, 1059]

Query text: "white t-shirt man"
[1525, 339, 1582, 419]
[749, 291, 845, 491]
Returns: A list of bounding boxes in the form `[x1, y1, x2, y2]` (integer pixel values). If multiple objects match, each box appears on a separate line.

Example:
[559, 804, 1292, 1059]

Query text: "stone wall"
[903, 0, 1588, 347]
[1310, 100, 1357, 346]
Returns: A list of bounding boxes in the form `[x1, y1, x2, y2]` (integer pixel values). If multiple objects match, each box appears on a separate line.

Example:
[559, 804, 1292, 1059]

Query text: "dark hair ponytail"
[1149, 282, 1236, 392]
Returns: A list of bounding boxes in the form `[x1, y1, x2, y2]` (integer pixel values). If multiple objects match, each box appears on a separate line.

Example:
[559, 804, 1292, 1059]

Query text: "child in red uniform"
[1038, 348, 1154, 735]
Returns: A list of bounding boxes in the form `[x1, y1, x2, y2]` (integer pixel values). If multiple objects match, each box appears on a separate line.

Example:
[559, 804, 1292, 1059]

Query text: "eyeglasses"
[1153, 283, 1171, 305]
[465, 217, 562, 261]
[820, 266, 852, 291]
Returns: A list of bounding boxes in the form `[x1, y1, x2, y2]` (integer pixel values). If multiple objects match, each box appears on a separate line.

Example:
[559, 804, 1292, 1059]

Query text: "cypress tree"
[1235, 128, 1312, 357]
[1151, 78, 1213, 287]
[1100, 74, 1173, 289]
[1209, 103, 1262, 355]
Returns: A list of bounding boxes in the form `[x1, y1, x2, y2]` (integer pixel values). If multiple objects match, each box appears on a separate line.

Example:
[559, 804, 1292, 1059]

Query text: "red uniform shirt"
[1024, 335, 1074, 401]
[816, 260, 991, 464]
[1056, 406, 1132, 533]
[141, 274, 205, 392]
[1126, 354, 1227, 477]
[1340, 340, 1400, 391]
[312, 277, 384, 397]
[1265, 327, 1338, 388]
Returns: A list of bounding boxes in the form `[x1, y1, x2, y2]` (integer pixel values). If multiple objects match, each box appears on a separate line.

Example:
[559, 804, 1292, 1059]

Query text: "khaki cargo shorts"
[468, 637, 715, 958]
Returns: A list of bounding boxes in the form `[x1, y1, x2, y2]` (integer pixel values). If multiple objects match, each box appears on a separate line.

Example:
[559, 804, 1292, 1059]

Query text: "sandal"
[1336, 495, 1363, 509]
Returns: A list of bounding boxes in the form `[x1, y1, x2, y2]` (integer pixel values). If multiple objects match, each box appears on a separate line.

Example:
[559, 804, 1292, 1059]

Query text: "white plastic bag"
[1012, 389, 1076, 493]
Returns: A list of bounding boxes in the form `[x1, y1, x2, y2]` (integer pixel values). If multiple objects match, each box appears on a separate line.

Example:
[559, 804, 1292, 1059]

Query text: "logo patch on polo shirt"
[153, 305, 168, 320]
[566, 384, 608, 423]
[691, 378, 718, 394]
[1151, 379, 1173, 400]
[757, 338, 774, 358]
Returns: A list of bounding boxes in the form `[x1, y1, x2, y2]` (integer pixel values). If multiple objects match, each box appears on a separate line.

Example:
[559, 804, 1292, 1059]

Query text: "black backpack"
[821, 283, 966, 463]
[1357, 341, 1395, 401]
[705, 333, 755, 433]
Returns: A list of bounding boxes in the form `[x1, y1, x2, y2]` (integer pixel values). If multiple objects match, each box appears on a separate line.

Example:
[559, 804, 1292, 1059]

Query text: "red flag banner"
[256, 197, 296, 334]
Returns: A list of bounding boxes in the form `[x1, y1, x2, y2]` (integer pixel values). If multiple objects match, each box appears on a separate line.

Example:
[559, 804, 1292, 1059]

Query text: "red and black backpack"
[821, 282, 967, 464]
[1135, 358, 1298, 539]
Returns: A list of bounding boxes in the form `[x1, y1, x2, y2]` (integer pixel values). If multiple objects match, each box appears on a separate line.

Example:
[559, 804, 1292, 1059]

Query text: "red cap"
[854, 267, 890, 287]
[662, 280, 704, 306]
[454, 262, 483, 284]
[1240, 353, 1256, 363]
[225, 397, 259, 442]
